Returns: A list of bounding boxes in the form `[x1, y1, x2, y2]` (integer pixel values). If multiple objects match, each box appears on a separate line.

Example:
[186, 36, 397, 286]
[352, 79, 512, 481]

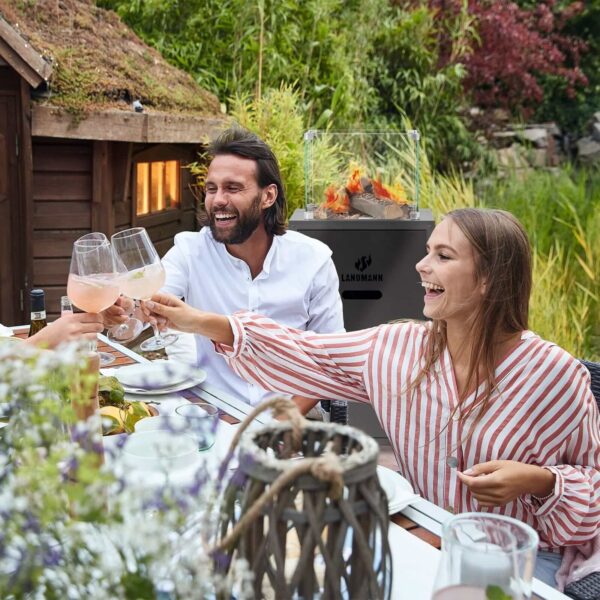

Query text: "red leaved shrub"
[428, 0, 588, 116]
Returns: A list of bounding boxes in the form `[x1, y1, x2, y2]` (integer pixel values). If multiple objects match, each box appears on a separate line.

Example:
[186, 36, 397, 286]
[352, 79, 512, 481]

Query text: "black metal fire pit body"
[288, 209, 435, 438]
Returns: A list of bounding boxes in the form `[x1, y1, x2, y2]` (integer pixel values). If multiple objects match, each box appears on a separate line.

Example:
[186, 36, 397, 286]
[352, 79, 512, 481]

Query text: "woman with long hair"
[144, 208, 600, 587]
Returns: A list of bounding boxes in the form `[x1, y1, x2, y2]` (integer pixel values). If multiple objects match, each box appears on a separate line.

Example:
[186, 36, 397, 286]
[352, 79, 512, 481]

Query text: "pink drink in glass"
[432, 586, 488, 600]
[67, 273, 120, 313]
[118, 263, 166, 300]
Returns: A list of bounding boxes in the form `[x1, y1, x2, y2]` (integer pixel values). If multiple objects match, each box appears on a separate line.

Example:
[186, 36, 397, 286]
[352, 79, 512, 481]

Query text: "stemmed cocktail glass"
[111, 227, 178, 352]
[67, 233, 121, 366]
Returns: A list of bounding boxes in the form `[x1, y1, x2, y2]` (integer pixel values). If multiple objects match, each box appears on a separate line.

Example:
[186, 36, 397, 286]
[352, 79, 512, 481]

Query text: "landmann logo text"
[340, 273, 384, 282]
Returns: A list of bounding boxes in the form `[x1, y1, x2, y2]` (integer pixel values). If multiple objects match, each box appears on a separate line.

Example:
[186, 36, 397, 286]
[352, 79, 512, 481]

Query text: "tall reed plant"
[481, 168, 600, 360]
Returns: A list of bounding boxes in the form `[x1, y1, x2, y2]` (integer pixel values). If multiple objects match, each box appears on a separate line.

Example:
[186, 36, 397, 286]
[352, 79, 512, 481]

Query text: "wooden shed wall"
[31, 138, 201, 320]
[32, 138, 92, 319]
[0, 66, 27, 326]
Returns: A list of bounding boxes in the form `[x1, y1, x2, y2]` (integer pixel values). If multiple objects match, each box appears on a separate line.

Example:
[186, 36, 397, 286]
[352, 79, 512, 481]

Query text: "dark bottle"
[330, 400, 348, 425]
[28, 289, 48, 337]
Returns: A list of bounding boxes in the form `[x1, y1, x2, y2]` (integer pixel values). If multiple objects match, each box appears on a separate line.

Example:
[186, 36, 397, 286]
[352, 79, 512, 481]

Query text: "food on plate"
[98, 375, 156, 435]
[98, 375, 127, 408]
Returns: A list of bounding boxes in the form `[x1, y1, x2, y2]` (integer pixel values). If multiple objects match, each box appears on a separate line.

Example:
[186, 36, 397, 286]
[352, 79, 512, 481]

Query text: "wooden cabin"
[0, 0, 226, 324]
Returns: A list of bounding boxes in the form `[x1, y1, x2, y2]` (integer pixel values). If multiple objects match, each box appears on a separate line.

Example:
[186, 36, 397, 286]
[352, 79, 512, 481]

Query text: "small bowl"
[134, 414, 189, 434]
[122, 430, 198, 471]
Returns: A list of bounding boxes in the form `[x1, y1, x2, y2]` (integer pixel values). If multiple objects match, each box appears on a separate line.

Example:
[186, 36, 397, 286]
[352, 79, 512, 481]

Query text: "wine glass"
[106, 252, 145, 344]
[110, 227, 178, 352]
[106, 299, 144, 344]
[67, 233, 121, 366]
[432, 513, 539, 600]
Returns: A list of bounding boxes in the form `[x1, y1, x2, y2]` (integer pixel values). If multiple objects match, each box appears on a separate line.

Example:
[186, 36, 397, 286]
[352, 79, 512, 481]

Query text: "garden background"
[99, 0, 600, 359]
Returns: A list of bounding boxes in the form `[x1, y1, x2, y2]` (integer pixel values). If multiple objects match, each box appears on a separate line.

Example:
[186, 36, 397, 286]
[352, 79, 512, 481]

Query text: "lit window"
[136, 160, 180, 216]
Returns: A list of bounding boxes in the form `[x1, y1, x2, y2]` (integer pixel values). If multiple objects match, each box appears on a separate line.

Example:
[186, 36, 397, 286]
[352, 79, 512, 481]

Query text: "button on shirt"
[161, 229, 344, 406]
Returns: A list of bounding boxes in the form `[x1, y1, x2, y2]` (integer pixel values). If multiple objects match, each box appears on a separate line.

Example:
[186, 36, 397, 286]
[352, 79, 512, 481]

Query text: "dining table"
[10, 325, 571, 600]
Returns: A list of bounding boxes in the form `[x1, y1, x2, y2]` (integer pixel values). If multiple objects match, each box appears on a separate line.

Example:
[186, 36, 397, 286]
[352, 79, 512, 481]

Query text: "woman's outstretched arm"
[144, 293, 234, 345]
[144, 292, 379, 403]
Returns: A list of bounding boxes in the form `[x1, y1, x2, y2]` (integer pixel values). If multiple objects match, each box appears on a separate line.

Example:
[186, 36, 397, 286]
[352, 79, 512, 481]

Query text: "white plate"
[377, 465, 420, 514]
[120, 372, 207, 396]
[114, 360, 193, 389]
[103, 420, 238, 491]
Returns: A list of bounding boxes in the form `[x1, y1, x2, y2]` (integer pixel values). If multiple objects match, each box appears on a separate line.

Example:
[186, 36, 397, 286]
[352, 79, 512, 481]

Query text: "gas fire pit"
[303, 130, 421, 221]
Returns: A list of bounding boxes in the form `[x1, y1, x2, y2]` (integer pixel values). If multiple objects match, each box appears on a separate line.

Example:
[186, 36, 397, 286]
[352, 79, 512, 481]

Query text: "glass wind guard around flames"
[303, 130, 420, 220]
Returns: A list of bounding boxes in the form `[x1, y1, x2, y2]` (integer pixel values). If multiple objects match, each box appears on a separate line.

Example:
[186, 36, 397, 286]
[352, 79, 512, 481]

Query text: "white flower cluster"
[0, 341, 251, 599]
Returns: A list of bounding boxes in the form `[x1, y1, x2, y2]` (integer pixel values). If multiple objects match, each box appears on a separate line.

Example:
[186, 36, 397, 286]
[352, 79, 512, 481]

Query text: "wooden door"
[0, 93, 23, 325]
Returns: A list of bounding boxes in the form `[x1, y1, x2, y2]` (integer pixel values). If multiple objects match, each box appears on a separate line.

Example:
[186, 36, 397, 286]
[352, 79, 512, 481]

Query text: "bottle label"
[31, 311, 47, 320]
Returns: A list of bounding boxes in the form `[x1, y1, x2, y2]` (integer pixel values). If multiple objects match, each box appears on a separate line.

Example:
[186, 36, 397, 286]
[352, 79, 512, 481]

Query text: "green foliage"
[0, 342, 249, 597]
[98, 0, 382, 128]
[368, 5, 479, 171]
[388, 116, 479, 215]
[486, 585, 513, 600]
[97, 0, 482, 170]
[230, 86, 307, 214]
[517, 0, 600, 135]
[481, 168, 600, 359]
[52, 48, 102, 115]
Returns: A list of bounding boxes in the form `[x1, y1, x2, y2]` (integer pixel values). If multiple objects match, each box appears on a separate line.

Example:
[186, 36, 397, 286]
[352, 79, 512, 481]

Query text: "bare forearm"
[144, 294, 234, 344]
[190, 310, 234, 346]
[292, 395, 320, 416]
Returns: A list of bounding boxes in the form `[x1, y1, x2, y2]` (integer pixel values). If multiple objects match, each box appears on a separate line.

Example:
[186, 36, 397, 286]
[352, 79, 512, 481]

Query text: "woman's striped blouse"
[218, 313, 600, 551]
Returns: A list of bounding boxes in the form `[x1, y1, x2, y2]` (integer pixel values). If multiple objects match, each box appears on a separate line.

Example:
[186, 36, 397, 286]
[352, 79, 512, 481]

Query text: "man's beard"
[208, 194, 262, 245]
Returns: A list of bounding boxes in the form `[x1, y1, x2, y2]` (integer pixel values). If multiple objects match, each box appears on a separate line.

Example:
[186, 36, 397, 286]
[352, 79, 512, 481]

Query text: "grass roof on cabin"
[0, 0, 221, 116]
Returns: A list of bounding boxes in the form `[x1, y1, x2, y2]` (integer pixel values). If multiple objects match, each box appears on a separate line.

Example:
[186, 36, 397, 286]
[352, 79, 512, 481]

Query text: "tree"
[429, 0, 588, 119]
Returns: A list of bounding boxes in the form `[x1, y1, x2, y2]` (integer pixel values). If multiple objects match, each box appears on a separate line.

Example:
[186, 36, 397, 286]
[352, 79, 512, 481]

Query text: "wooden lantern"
[215, 400, 392, 600]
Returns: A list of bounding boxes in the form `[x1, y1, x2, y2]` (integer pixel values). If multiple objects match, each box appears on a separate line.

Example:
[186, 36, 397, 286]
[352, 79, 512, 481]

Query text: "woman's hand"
[457, 460, 556, 507]
[142, 293, 202, 334]
[101, 296, 136, 327]
[143, 293, 234, 345]
[27, 313, 104, 349]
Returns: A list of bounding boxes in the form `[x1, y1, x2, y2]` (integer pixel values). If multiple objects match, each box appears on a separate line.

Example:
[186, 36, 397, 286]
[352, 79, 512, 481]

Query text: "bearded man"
[158, 127, 344, 412]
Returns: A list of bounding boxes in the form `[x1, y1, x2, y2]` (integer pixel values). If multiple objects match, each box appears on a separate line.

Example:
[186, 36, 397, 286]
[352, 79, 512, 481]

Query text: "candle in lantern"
[460, 542, 513, 592]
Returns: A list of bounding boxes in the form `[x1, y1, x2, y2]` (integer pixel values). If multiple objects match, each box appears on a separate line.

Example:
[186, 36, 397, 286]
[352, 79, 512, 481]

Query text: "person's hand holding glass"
[111, 227, 178, 352]
[67, 233, 121, 365]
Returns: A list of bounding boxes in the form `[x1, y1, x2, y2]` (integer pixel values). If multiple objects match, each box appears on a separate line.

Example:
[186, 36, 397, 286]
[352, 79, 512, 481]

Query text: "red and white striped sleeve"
[520, 359, 600, 546]
[215, 311, 379, 403]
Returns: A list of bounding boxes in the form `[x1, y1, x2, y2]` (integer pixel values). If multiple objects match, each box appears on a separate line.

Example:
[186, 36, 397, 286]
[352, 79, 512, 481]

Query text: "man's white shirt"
[161, 228, 344, 406]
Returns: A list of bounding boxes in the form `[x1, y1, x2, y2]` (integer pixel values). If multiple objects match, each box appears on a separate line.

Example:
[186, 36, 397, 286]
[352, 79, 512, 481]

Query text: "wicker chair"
[580, 360, 600, 414]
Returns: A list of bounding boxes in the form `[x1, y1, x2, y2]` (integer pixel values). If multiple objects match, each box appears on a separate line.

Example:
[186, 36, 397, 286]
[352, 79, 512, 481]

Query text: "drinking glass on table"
[174, 403, 219, 451]
[67, 233, 120, 366]
[432, 513, 539, 600]
[111, 227, 178, 352]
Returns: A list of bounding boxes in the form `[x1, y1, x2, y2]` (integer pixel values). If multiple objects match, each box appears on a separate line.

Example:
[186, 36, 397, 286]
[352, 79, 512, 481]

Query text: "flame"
[323, 185, 350, 213]
[346, 166, 363, 194]
[372, 177, 407, 204]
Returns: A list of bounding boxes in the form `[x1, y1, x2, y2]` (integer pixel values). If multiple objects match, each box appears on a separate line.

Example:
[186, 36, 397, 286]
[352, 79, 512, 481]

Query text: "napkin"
[0, 324, 14, 338]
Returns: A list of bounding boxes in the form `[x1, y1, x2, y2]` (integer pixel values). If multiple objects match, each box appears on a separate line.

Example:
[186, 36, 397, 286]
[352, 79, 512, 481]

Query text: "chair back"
[580, 360, 600, 414]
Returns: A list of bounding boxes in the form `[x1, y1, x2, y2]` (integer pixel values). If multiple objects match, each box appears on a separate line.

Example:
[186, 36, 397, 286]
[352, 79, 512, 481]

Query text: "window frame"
[131, 145, 186, 227]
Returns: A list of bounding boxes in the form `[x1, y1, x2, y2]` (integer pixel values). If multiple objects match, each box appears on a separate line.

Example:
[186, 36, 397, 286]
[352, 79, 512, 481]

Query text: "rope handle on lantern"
[214, 397, 345, 554]
[222, 397, 306, 467]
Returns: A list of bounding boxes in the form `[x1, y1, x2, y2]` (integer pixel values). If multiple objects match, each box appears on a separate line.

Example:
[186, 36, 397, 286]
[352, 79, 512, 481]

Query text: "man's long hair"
[203, 127, 287, 236]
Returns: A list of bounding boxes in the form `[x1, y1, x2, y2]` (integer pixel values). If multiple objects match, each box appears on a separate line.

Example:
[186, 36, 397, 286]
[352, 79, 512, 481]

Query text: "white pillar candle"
[460, 542, 513, 591]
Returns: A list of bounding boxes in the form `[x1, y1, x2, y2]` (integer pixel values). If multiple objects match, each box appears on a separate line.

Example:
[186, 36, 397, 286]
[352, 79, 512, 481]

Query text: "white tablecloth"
[389, 522, 440, 599]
